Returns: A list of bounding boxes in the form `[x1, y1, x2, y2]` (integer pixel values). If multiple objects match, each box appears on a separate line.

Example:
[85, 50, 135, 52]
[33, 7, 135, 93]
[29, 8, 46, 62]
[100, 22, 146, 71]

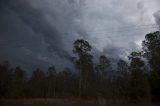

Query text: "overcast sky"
[0, 0, 160, 72]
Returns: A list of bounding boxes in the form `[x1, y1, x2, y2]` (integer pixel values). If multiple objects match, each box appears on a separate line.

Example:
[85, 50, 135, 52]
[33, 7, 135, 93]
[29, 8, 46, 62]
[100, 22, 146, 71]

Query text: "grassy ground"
[0, 98, 160, 106]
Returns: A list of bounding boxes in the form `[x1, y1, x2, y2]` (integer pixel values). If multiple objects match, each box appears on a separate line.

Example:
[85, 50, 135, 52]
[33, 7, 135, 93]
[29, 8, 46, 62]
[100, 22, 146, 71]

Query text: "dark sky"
[0, 0, 160, 72]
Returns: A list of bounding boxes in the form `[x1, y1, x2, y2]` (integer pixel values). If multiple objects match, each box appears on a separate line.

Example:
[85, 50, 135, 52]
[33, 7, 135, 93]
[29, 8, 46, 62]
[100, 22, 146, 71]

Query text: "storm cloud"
[154, 11, 160, 29]
[0, 0, 159, 72]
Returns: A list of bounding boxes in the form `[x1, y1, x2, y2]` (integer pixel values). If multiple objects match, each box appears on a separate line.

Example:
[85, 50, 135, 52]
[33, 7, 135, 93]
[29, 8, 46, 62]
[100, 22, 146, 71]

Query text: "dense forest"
[0, 31, 160, 102]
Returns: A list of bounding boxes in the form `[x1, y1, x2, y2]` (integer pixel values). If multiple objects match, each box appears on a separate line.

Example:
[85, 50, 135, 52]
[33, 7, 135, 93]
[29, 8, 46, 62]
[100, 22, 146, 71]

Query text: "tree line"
[0, 31, 160, 102]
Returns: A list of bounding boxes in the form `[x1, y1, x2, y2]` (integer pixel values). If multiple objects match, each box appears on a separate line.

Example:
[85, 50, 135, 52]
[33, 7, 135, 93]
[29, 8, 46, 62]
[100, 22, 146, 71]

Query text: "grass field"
[0, 99, 160, 106]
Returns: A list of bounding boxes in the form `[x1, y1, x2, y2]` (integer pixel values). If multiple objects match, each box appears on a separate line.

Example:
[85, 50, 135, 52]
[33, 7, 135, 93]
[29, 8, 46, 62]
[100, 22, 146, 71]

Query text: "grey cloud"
[0, 0, 159, 73]
[154, 10, 160, 29]
[0, 0, 77, 72]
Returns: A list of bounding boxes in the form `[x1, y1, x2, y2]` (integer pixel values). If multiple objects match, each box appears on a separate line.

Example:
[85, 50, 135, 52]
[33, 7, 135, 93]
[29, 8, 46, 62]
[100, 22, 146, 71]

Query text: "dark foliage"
[0, 31, 160, 102]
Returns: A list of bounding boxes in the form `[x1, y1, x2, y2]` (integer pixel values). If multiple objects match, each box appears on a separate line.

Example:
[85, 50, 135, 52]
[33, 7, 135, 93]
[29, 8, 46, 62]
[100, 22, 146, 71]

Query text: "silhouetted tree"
[28, 69, 47, 98]
[12, 66, 27, 98]
[1, 31, 160, 101]
[128, 52, 150, 101]
[73, 39, 95, 97]
[142, 31, 160, 101]
[46, 66, 57, 98]
[96, 55, 111, 77]
[56, 68, 73, 97]
[117, 59, 128, 76]
[142, 31, 160, 73]
[0, 61, 12, 98]
[95, 55, 111, 97]
[116, 59, 129, 99]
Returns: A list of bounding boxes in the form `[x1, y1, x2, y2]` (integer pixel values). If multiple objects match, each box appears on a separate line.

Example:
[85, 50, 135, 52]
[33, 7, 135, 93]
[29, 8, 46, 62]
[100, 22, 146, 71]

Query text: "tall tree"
[116, 59, 129, 99]
[0, 61, 12, 98]
[12, 66, 27, 98]
[142, 31, 160, 101]
[29, 69, 47, 98]
[73, 39, 95, 97]
[58, 68, 73, 97]
[128, 52, 150, 101]
[46, 66, 57, 98]
[117, 59, 128, 75]
[95, 55, 111, 97]
[142, 31, 160, 73]
[96, 55, 111, 77]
